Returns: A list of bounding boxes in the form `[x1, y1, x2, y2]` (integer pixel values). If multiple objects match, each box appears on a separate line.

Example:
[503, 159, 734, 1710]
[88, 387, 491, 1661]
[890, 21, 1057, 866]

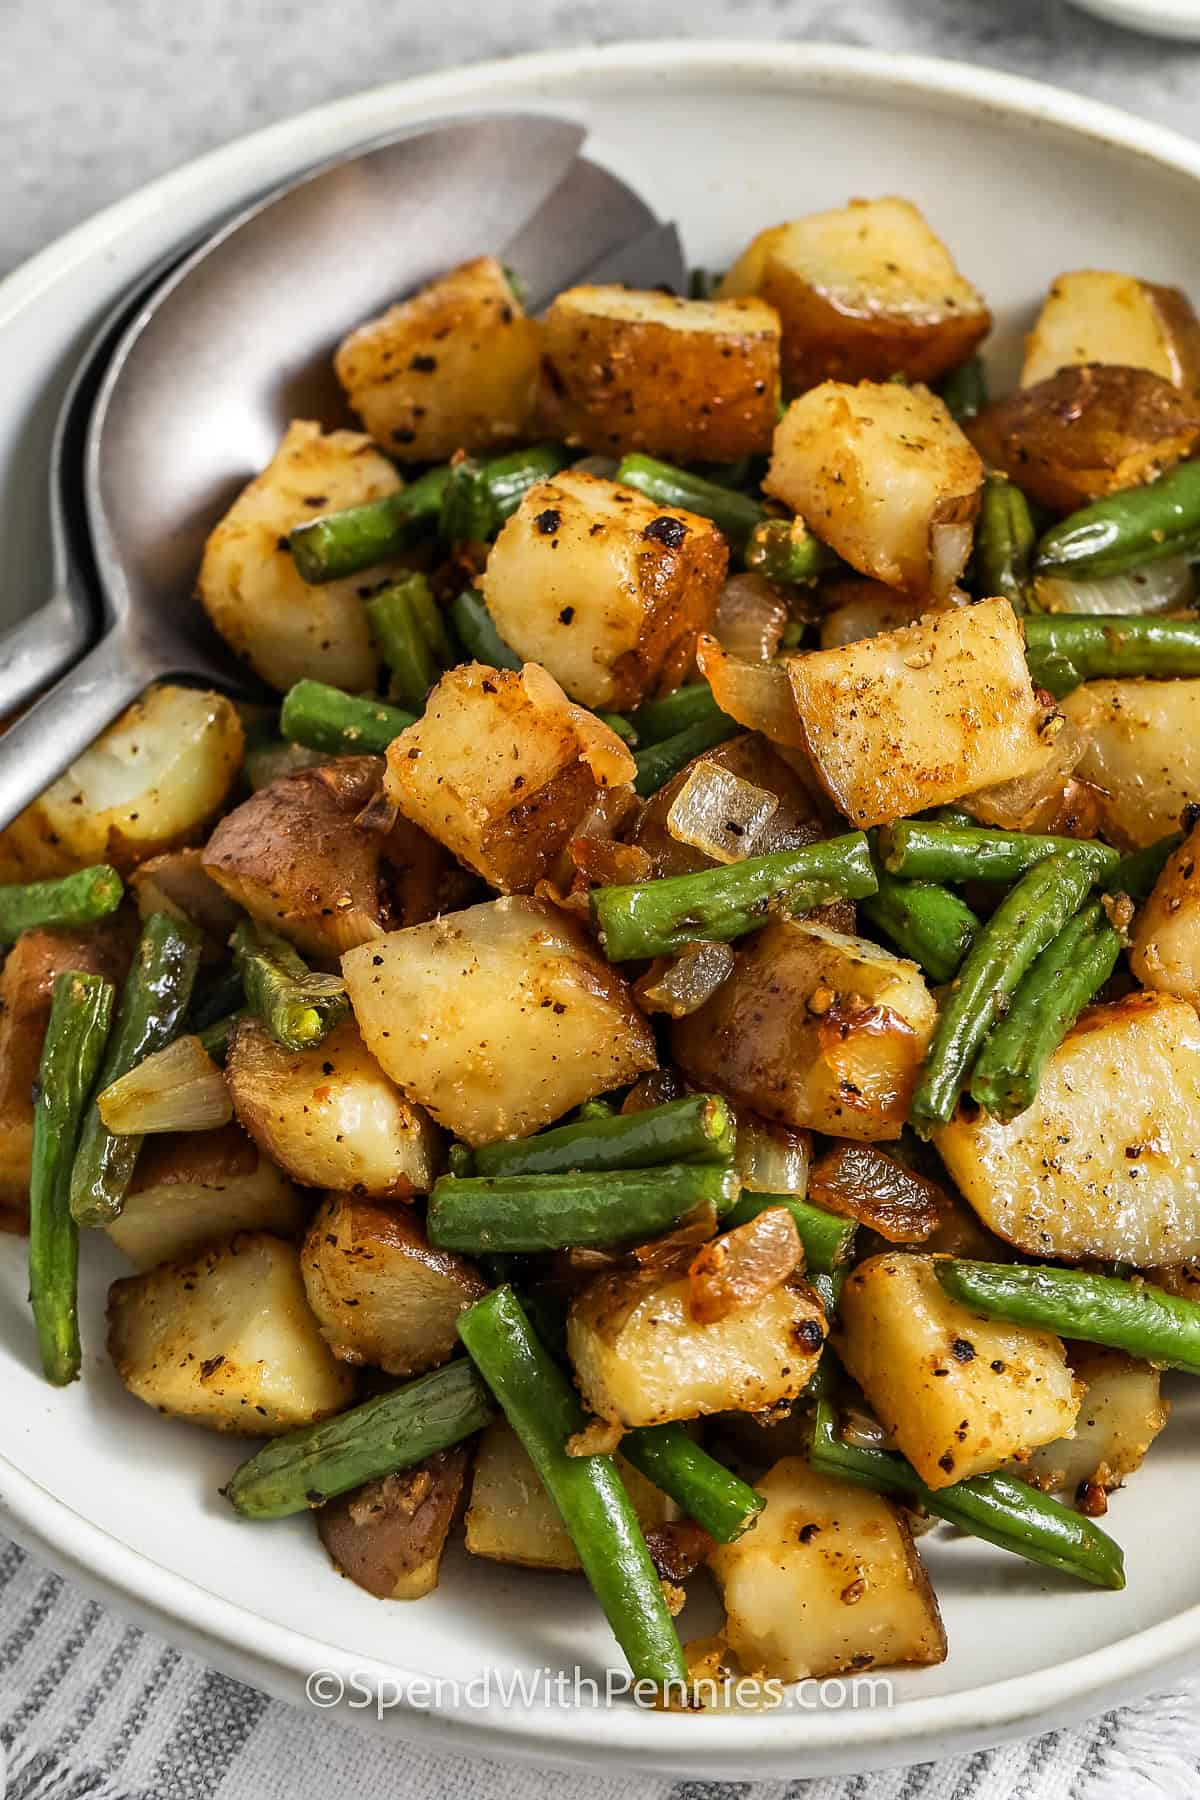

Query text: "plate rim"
[4, 35, 1200, 1774]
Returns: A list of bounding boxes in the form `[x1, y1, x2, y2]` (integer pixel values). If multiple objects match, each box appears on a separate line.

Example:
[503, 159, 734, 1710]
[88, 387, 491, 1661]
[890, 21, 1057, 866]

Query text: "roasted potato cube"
[480, 470, 727, 709]
[1015, 1347, 1169, 1500]
[968, 365, 1200, 513]
[1021, 271, 1200, 391]
[342, 896, 656, 1145]
[0, 921, 135, 1227]
[107, 1232, 354, 1433]
[383, 661, 634, 893]
[787, 598, 1054, 827]
[464, 1419, 676, 1570]
[1061, 678, 1200, 849]
[105, 1126, 303, 1270]
[766, 381, 982, 598]
[837, 1252, 1079, 1488]
[1130, 819, 1200, 1004]
[567, 1262, 826, 1428]
[301, 1191, 484, 1376]
[817, 579, 928, 650]
[129, 848, 245, 963]
[197, 420, 407, 692]
[318, 1448, 468, 1599]
[0, 686, 243, 881]
[674, 920, 936, 1141]
[334, 256, 540, 461]
[719, 197, 989, 393]
[538, 286, 780, 461]
[708, 1456, 947, 1680]
[227, 1016, 441, 1199]
[935, 993, 1200, 1266]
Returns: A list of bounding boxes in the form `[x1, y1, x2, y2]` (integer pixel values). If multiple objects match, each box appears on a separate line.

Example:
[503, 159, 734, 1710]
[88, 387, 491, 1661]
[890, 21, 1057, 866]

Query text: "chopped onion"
[130, 848, 244, 952]
[964, 718, 1087, 832]
[354, 788, 401, 836]
[97, 1035, 232, 1135]
[666, 757, 779, 864]
[734, 1112, 812, 1197]
[570, 835, 653, 886]
[696, 633, 808, 748]
[687, 1206, 802, 1323]
[1033, 554, 1195, 616]
[632, 1200, 720, 1271]
[929, 519, 974, 600]
[807, 1140, 944, 1242]
[635, 941, 736, 1017]
[840, 1406, 896, 1452]
[713, 574, 790, 663]
[622, 1069, 689, 1113]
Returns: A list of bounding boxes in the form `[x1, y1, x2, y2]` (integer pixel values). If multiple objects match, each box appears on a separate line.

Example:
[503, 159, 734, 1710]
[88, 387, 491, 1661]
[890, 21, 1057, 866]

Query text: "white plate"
[3, 40, 1200, 1780]
[1068, 0, 1200, 39]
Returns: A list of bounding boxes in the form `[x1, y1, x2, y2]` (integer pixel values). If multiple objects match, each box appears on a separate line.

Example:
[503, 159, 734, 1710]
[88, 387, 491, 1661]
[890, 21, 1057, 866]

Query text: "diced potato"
[719, 197, 990, 393]
[1021, 271, 1200, 391]
[334, 256, 540, 461]
[968, 366, 1200, 513]
[107, 1232, 355, 1433]
[787, 598, 1055, 828]
[567, 1261, 826, 1428]
[342, 896, 656, 1145]
[766, 381, 983, 599]
[818, 579, 928, 650]
[480, 470, 727, 709]
[301, 1191, 484, 1376]
[1061, 679, 1200, 848]
[105, 1126, 304, 1270]
[0, 921, 135, 1227]
[674, 920, 936, 1141]
[0, 686, 243, 880]
[197, 420, 406, 692]
[465, 1419, 676, 1570]
[129, 848, 244, 963]
[837, 1253, 1079, 1488]
[935, 993, 1200, 1266]
[317, 1448, 468, 1599]
[383, 661, 634, 893]
[708, 1457, 947, 1680]
[1130, 818, 1200, 1004]
[538, 286, 780, 461]
[1015, 1347, 1169, 1499]
[227, 1016, 441, 1198]
[203, 757, 391, 959]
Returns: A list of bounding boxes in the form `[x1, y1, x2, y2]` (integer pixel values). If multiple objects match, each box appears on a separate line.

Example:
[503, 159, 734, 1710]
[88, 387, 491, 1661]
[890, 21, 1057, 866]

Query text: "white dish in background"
[1068, 0, 1200, 39]
[2, 39, 1200, 1780]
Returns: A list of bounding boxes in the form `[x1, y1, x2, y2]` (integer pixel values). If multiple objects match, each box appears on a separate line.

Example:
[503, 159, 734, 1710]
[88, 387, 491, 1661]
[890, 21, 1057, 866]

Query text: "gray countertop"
[5, 0, 1200, 276]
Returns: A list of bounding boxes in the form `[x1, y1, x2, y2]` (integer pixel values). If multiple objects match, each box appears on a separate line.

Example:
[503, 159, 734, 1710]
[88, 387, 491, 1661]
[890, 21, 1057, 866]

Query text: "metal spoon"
[0, 113, 684, 829]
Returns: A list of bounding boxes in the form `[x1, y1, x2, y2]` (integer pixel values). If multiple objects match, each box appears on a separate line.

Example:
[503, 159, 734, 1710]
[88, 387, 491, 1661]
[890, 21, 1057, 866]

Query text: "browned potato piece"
[1021, 271, 1200, 391]
[630, 732, 824, 879]
[203, 758, 390, 959]
[197, 421, 406, 692]
[674, 920, 936, 1141]
[709, 1456, 947, 1679]
[107, 1232, 355, 1433]
[1060, 678, 1200, 848]
[766, 382, 983, 598]
[480, 471, 727, 709]
[342, 896, 657, 1145]
[105, 1126, 303, 1270]
[538, 286, 780, 461]
[318, 1448, 469, 1599]
[301, 1191, 484, 1376]
[0, 920, 135, 1228]
[227, 1016, 441, 1198]
[129, 848, 244, 962]
[1130, 818, 1200, 1004]
[837, 1253, 1080, 1489]
[787, 599, 1056, 828]
[384, 661, 634, 893]
[719, 197, 989, 393]
[968, 365, 1200, 513]
[334, 256, 540, 461]
[1014, 1347, 1169, 1501]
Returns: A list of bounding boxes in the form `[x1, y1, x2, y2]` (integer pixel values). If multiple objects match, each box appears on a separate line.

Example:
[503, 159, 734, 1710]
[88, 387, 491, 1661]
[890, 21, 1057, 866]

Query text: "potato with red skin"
[1021, 270, 1200, 391]
[318, 1448, 470, 1599]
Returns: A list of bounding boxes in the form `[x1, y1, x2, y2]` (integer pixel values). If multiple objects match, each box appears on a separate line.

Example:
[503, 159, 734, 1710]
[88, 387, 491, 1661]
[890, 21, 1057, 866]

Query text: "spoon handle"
[0, 628, 158, 833]
[0, 590, 95, 720]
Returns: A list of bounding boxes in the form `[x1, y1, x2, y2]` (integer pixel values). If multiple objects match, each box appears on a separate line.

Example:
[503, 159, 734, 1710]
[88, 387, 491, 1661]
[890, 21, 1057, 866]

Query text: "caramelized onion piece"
[636, 941, 736, 1018]
[632, 1200, 720, 1273]
[713, 574, 790, 664]
[963, 718, 1085, 833]
[687, 1206, 802, 1324]
[645, 1520, 717, 1581]
[734, 1111, 812, 1197]
[807, 1139, 946, 1242]
[696, 633, 808, 748]
[622, 1068, 690, 1114]
[667, 758, 780, 865]
[571, 835, 653, 887]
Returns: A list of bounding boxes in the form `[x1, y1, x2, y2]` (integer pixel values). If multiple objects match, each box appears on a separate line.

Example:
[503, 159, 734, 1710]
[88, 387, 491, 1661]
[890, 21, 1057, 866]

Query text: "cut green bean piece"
[615, 453, 765, 550]
[0, 866, 124, 947]
[937, 355, 989, 423]
[365, 573, 445, 710]
[1024, 614, 1200, 698]
[1035, 458, 1200, 580]
[473, 1093, 735, 1179]
[29, 971, 115, 1383]
[226, 1360, 495, 1518]
[427, 1164, 740, 1253]
[723, 1190, 856, 1275]
[449, 589, 523, 671]
[197, 1011, 239, 1065]
[280, 680, 415, 757]
[1108, 831, 1186, 901]
[861, 870, 980, 985]
[289, 465, 449, 583]
[975, 475, 1035, 613]
[440, 443, 571, 543]
[620, 1424, 764, 1543]
[69, 913, 202, 1227]
[630, 683, 726, 746]
[232, 918, 347, 1052]
[879, 820, 1119, 886]
[744, 517, 838, 587]
[187, 965, 244, 1035]
[633, 711, 741, 797]
[458, 1286, 687, 1685]
[592, 832, 877, 961]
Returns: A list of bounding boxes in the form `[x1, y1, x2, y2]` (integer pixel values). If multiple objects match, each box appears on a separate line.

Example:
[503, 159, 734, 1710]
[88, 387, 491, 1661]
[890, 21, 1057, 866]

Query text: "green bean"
[473, 1093, 735, 1179]
[630, 683, 727, 746]
[289, 465, 449, 583]
[0, 866, 124, 946]
[969, 900, 1121, 1120]
[879, 820, 1119, 886]
[187, 965, 244, 1035]
[909, 852, 1097, 1135]
[449, 589, 523, 671]
[68, 914, 201, 1227]
[615, 453, 765, 550]
[975, 475, 1035, 612]
[225, 1360, 495, 1518]
[1035, 459, 1200, 580]
[279, 680, 415, 756]
[592, 831, 877, 961]
[440, 443, 571, 543]
[231, 918, 347, 1052]
[458, 1286, 687, 1685]
[722, 1190, 857, 1275]
[620, 1424, 764, 1543]
[365, 575, 444, 710]
[427, 1164, 740, 1253]
[1024, 614, 1200, 698]
[936, 355, 989, 424]
[860, 869, 980, 985]
[633, 711, 741, 796]
[29, 972, 115, 1383]
[1108, 831, 1186, 900]
[744, 517, 838, 587]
